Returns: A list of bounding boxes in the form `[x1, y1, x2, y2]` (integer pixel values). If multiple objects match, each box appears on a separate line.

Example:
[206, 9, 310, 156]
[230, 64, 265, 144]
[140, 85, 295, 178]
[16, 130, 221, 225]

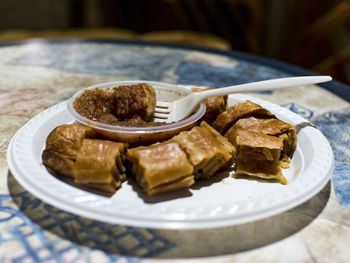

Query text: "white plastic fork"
[153, 75, 332, 122]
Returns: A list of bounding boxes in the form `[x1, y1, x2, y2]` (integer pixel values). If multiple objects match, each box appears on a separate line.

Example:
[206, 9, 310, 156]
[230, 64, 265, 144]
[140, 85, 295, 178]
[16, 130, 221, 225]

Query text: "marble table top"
[1, 39, 350, 263]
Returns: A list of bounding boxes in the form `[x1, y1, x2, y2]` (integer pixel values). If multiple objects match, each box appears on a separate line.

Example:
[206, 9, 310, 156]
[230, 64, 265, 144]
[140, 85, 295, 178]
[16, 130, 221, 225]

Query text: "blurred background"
[0, 0, 349, 85]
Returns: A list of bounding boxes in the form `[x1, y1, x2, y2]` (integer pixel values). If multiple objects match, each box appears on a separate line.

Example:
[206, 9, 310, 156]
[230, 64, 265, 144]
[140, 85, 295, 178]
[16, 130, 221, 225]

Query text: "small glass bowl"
[67, 80, 206, 146]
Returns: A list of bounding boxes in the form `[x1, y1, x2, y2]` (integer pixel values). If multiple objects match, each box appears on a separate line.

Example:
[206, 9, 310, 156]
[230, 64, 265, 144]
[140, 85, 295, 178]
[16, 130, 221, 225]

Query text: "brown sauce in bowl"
[73, 86, 168, 127]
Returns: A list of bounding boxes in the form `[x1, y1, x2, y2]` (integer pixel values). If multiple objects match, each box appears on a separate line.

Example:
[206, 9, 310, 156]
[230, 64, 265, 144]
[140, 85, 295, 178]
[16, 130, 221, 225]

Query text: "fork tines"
[154, 102, 171, 120]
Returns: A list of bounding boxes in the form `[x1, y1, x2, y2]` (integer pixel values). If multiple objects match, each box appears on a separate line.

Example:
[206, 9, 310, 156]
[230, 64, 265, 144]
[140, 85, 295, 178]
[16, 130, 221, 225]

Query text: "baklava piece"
[74, 139, 127, 194]
[42, 124, 95, 177]
[212, 100, 274, 134]
[191, 88, 227, 124]
[232, 128, 287, 184]
[127, 141, 194, 196]
[172, 121, 236, 179]
[201, 96, 228, 124]
[200, 121, 236, 168]
[225, 117, 297, 168]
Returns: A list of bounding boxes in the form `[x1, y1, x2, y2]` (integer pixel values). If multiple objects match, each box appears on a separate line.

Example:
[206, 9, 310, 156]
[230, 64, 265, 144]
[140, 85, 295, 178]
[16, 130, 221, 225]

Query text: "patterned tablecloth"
[1, 39, 350, 262]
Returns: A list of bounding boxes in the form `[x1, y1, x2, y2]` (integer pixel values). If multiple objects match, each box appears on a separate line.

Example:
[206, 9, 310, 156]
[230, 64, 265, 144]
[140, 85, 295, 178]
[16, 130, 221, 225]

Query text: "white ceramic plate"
[7, 93, 334, 229]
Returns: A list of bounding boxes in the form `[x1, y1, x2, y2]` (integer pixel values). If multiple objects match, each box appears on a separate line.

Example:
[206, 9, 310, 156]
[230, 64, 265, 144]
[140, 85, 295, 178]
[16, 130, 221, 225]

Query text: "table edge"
[0, 37, 348, 102]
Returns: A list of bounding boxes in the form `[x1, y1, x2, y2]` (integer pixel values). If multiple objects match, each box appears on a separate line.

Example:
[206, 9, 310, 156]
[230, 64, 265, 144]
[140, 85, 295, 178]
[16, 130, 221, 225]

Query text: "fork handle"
[192, 76, 332, 101]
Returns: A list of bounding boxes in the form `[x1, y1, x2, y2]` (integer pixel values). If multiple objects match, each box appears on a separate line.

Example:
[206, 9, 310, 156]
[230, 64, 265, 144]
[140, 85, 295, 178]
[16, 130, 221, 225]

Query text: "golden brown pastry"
[200, 121, 236, 168]
[172, 121, 236, 179]
[42, 151, 76, 178]
[74, 139, 127, 194]
[127, 141, 194, 196]
[42, 124, 95, 177]
[225, 117, 297, 168]
[202, 96, 227, 124]
[232, 128, 286, 184]
[212, 100, 274, 134]
[191, 87, 227, 124]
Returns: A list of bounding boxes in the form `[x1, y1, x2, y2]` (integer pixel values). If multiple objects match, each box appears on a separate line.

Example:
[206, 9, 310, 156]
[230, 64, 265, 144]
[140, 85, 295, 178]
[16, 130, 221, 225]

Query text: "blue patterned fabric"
[1, 189, 174, 262]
